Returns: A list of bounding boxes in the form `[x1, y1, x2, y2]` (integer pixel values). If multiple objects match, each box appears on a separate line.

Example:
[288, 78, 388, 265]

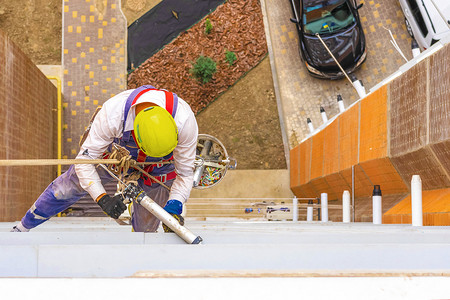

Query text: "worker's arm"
[75, 99, 123, 201]
[168, 108, 198, 204]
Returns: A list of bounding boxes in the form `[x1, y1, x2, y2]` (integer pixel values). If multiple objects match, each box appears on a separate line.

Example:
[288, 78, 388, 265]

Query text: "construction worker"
[11, 85, 198, 232]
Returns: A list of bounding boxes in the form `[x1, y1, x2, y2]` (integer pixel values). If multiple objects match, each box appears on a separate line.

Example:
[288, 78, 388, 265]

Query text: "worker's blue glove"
[162, 200, 184, 232]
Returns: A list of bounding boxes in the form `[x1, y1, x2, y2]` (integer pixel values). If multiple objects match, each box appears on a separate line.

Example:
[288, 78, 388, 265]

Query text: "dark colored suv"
[289, 0, 367, 79]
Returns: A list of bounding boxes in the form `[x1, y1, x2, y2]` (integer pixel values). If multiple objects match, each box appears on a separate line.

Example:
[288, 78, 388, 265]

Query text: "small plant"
[190, 56, 217, 84]
[225, 50, 237, 66]
[205, 18, 212, 34]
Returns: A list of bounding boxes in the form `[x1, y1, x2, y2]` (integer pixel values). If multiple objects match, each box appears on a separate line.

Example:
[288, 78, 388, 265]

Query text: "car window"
[406, 0, 429, 36]
[302, 0, 356, 34]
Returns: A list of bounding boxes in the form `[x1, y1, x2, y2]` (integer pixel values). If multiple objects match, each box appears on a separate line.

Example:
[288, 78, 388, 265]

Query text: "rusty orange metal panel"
[339, 104, 359, 170]
[299, 182, 318, 198]
[359, 157, 408, 195]
[299, 138, 312, 185]
[324, 172, 351, 199]
[310, 130, 324, 180]
[310, 177, 337, 200]
[340, 165, 372, 198]
[390, 146, 450, 190]
[389, 60, 427, 157]
[323, 120, 340, 176]
[289, 145, 301, 190]
[359, 86, 388, 162]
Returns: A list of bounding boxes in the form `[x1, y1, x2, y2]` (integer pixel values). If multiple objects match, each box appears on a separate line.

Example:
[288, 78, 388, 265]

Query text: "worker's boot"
[10, 223, 30, 232]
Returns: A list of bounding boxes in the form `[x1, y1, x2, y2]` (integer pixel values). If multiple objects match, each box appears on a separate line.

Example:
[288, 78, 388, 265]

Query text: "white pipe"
[337, 95, 345, 112]
[321, 193, 328, 222]
[307, 118, 314, 133]
[411, 39, 421, 58]
[292, 196, 298, 222]
[411, 175, 423, 226]
[307, 200, 314, 221]
[351, 75, 367, 99]
[372, 185, 382, 224]
[342, 190, 351, 223]
[320, 106, 328, 124]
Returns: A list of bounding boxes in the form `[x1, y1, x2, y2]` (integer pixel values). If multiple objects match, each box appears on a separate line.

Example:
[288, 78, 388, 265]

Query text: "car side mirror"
[356, 3, 363, 9]
[290, 17, 299, 24]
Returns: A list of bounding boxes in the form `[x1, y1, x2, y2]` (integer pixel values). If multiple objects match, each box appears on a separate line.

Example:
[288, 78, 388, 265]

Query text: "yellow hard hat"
[133, 106, 178, 157]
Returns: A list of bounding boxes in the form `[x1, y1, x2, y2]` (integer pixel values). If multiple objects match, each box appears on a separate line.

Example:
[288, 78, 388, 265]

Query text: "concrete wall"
[0, 30, 58, 221]
[290, 42, 450, 225]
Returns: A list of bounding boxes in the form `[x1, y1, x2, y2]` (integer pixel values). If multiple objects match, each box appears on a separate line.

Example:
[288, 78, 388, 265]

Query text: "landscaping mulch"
[127, 0, 268, 114]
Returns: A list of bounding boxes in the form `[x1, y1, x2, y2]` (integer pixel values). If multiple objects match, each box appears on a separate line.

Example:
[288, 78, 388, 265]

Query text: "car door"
[400, 0, 430, 48]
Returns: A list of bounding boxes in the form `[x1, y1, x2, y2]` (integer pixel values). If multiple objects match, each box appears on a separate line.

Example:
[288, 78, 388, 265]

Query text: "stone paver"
[262, 0, 412, 147]
[62, 0, 127, 159]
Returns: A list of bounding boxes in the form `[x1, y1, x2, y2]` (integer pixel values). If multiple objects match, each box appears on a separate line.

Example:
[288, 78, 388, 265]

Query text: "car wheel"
[405, 18, 414, 38]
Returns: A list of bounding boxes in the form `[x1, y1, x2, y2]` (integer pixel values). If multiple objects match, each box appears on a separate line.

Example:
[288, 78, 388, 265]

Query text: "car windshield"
[302, 0, 356, 34]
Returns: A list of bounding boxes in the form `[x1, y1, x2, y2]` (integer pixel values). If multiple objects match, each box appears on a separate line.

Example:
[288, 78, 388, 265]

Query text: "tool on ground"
[82, 149, 203, 244]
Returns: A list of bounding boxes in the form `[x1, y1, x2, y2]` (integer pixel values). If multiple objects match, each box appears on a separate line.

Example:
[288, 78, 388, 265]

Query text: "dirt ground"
[0, 0, 286, 169]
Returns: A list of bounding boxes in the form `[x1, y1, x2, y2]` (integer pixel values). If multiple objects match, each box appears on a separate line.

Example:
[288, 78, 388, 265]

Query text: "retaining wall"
[0, 30, 58, 222]
[290, 42, 450, 225]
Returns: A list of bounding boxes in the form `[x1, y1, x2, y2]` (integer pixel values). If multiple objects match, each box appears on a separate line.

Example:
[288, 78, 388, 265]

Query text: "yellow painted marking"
[90, 16, 95, 22]
[110, 93, 115, 97]
[107, 78, 112, 81]
[102, 66, 107, 71]
[102, 46, 107, 51]
[281, 49, 286, 55]
[72, 91, 77, 96]
[111, 56, 116, 63]
[98, 14, 103, 21]
[81, 52, 86, 58]
[72, 11, 78, 18]
[102, 89, 107, 94]
[94, 82, 99, 86]
[381, 66, 387, 73]
[115, 78, 120, 82]
[386, 19, 391, 25]
[111, 49, 116, 54]
[119, 85, 124, 89]
[68, 26, 73, 33]
[281, 25, 287, 32]
[98, 28, 103, 39]
[98, 59, 103, 64]
[64, 69, 68, 75]
[373, 11, 379, 18]
[115, 43, 120, 48]
[64, 5, 69, 12]
[72, 110, 77, 116]
[111, 17, 116, 23]
[280, 36, 286, 43]
[370, 25, 375, 32]
[85, 96, 90, 101]
[119, 57, 124, 62]
[103, 21, 108, 26]
[373, 68, 379, 75]
[376, 42, 381, 48]
[85, 64, 90, 70]
[119, 47, 124, 55]
[81, 15, 86, 22]
[67, 138, 72, 142]
[85, 36, 90, 42]
[120, 39, 124, 44]
[63, 103, 68, 108]
[85, 86, 90, 91]
[71, 149, 77, 155]
[94, 100, 99, 105]
[68, 81, 73, 86]
[382, 58, 388, 64]
[77, 26, 82, 33]
[111, 3, 116, 9]
[89, 48, 94, 53]
[84, 109, 90, 114]
[375, 3, 380, 8]
[63, 155, 68, 159]
[288, 31, 295, 39]
[76, 42, 81, 47]
[90, 5, 95, 12]
[64, 49, 69, 54]
[76, 101, 81, 106]
[89, 71, 94, 78]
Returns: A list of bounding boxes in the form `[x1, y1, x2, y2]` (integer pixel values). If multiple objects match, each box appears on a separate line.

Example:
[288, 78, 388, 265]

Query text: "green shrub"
[225, 50, 237, 66]
[205, 18, 212, 34]
[190, 56, 217, 84]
